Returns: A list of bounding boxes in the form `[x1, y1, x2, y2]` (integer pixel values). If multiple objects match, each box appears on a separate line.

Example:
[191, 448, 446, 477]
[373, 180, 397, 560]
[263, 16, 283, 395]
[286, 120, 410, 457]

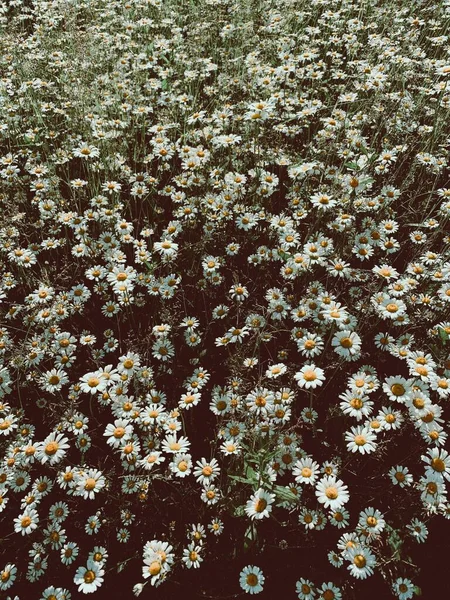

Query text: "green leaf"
[274, 485, 299, 504]
[161, 79, 169, 91]
[244, 524, 257, 551]
[229, 474, 253, 484]
[438, 327, 448, 344]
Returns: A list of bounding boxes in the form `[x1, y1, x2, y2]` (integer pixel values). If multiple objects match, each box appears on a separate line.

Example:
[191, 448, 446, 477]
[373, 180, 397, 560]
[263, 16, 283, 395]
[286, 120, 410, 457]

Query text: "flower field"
[0, 0, 450, 598]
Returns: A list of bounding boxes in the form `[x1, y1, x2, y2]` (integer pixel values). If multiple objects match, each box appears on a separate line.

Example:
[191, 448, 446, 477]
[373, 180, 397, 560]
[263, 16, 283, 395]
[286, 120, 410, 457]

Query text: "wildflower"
[389, 466, 413, 487]
[61, 542, 79, 565]
[170, 453, 192, 478]
[294, 364, 326, 389]
[239, 565, 265, 595]
[315, 476, 350, 510]
[182, 543, 203, 568]
[193, 458, 220, 485]
[346, 546, 376, 579]
[0, 563, 17, 591]
[294, 457, 321, 485]
[36, 433, 70, 465]
[393, 578, 415, 600]
[358, 507, 386, 536]
[14, 508, 39, 535]
[245, 488, 275, 520]
[317, 582, 342, 600]
[74, 559, 105, 594]
[332, 331, 362, 360]
[296, 578, 315, 600]
[208, 518, 224, 536]
[407, 519, 428, 543]
[345, 426, 377, 454]
[422, 448, 450, 481]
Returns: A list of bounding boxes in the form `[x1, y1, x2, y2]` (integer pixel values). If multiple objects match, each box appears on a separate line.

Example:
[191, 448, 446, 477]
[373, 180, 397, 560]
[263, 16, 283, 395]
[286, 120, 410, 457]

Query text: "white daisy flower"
[315, 475, 350, 510]
[245, 488, 275, 520]
[74, 558, 105, 594]
[239, 565, 265, 595]
[294, 364, 325, 389]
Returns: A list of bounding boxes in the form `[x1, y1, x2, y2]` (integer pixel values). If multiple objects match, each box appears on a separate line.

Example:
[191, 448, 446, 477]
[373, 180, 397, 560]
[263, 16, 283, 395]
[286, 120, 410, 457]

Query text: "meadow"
[0, 0, 450, 598]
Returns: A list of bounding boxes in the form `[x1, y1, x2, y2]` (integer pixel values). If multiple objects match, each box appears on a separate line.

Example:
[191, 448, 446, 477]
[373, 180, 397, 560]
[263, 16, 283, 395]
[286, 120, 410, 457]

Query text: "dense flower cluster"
[0, 0, 449, 597]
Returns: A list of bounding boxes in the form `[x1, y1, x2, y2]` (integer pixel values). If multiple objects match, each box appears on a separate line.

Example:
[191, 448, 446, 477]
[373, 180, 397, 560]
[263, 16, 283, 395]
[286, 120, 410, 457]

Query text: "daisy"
[36, 433, 70, 465]
[332, 331, 362, 360]
[346, 546, 376, 579]
[201, 484, 220, 505]
[193, 458, 220, 485]
[142, 551, 166, 586]
[140, 451, 165, 471]
[75, 469, 106, 499]
[317, 582, 342, 600]
[178, 392, 201, 410]
[407, 518, 428, 543]
[328, 550, 344, 568]
[0, 563, 17, 591]
[61, 542, 79, 565]
[245, 488, 275, 520]
[419, 473, 447, 506]
[389, 466, 413, 487]
[0, 487, 9, 513]
[79, 372, 108, 395]
[329, 507, 350, 529]
[182, 543, 203, 568]
[315, 475, 350, 510]
[153, 239, 179, 261]
[393, 578, 415, 600]
[245, 387, 274, 417]
[296, 577, 315, 600]
[40, 368, 69, 393]
[297, 333, 324, 357]
[104, 419, 133, 448]
[293, 457, 321, 485]
[339, 390, 373, 421]
[161, 434, 191, 454]
[170, 453, 192, 478]
[298, 507, 318, 530]
[208, 518, 224, 536]
[239, 565, 265, 595]
[265, 363, 287, 379]
[422, 447, 450, 481]
[358, 507, 385, 536]
[229, 283, 249, 302]
[294, 364, 325, 389]
[14, 508, 39, 535]
[74, 559, 105, 594]
[345, 426, 377, 454]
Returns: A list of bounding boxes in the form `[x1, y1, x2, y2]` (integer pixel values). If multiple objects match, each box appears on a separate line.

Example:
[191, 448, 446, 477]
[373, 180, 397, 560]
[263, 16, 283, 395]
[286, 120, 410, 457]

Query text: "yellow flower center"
[354, 554, 366, 568]
[391, 384, 405, 396]
[84, 570, 96, 584]
[21, 516, 32, 528]
[325, 486, 338, 500]
[84, 477, 96, 491]
[340, 337, 353, 348]
[431, 457, 445, 472]
[45, 441, 59, 455]
[303, 370, 317, 381]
